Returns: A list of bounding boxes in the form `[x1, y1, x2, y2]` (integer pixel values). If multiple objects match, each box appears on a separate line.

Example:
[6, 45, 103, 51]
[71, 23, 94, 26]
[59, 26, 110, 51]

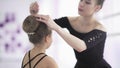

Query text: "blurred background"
[0, 0, 120, 68]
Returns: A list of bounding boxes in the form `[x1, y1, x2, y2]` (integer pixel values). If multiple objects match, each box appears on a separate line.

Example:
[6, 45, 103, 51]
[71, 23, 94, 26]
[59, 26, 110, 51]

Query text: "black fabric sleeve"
[54, 17, 69, 28]
[82, 30, 106, 49]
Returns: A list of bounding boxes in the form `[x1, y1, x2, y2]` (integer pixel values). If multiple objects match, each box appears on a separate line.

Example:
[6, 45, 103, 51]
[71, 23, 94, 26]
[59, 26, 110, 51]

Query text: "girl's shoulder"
[42, 56, 58, 68]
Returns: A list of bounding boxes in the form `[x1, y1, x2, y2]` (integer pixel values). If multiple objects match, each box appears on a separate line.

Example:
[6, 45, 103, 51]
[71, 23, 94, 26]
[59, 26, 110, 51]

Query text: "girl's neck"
[32, 44, 46, 53]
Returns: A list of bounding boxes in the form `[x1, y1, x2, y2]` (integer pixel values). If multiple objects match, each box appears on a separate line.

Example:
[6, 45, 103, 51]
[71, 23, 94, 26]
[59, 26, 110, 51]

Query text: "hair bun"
[23, 15, 40, 33]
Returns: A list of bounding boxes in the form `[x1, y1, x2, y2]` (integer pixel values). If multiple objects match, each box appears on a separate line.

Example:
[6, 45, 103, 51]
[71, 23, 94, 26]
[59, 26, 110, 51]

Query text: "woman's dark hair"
[23, 15, 52, 44]
[96, 0, 105, 8]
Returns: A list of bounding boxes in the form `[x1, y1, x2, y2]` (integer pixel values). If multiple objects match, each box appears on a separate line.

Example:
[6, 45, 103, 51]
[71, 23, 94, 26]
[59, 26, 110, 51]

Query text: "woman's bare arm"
[36, 15, 87, 52]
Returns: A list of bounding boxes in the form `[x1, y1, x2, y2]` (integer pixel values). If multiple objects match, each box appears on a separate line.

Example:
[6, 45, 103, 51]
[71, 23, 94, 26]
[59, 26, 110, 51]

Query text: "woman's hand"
[30, 2, 39, 15]
[36, 14, 87, 52]
[36, 15, 86, 52]
[36, 14, 59, 30]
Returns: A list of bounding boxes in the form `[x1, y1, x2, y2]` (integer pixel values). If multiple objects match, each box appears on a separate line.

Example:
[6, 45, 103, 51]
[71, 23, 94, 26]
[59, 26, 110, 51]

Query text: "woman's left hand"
[30, 2, 39, 15]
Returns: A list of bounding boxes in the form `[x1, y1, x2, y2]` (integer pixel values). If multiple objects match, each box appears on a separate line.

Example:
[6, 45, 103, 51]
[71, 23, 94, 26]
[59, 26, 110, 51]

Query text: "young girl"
[21, 15, 58, 68]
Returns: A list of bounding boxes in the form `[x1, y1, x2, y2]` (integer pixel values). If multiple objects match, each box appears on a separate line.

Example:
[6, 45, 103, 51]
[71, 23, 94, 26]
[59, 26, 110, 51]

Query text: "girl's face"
[78, 0, 101, 17]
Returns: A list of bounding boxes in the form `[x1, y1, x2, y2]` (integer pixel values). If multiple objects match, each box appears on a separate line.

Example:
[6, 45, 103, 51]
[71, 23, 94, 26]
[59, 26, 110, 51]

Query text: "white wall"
[0, 0, 120, 68]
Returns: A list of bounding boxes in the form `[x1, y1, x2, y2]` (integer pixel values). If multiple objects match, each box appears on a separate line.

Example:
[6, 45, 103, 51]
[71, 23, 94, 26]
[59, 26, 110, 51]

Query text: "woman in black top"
[33, 0, 111, 68]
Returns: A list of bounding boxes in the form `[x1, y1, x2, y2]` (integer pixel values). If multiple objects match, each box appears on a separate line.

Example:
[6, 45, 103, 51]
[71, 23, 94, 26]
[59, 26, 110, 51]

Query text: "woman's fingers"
[35, 15, 49, 22]
[30, 2, 38, 8]
[30, 1, 39, 14]
[35, 14, 57, 30]
[36, 18, 46, 23]
[35, 15, 48, 23]
[30, 2, 36, 9]
[32, 2, 39, 9]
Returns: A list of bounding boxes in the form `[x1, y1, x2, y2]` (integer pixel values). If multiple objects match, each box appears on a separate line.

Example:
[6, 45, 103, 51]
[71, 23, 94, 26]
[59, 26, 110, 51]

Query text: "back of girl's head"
[22, 15, 52, 44]
[96, 0, 105, 8]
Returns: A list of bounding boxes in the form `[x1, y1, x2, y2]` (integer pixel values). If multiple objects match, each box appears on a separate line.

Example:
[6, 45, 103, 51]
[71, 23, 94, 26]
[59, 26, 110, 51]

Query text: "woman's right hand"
[35, 14, 60, 31]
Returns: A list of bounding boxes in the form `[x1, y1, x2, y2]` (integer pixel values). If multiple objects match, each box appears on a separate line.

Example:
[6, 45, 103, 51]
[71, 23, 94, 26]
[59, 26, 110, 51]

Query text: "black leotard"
[22, 51, 47, 68]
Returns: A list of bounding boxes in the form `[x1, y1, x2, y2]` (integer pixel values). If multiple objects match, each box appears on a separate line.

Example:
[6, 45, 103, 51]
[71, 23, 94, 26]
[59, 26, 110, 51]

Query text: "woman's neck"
[79, 15, 95, 25]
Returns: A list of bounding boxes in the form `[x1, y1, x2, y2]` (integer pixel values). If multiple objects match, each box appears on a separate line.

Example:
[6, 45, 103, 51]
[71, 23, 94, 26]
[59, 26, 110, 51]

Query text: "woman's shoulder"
[94, 21, 107, 32]
[54, 16, 78, 23]
[67, 16, 79, 22]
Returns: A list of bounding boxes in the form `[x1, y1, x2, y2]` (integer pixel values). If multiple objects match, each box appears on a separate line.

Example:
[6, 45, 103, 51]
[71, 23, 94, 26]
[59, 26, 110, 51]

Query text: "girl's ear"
[45, 35, 51, 42]
[95, 5, 101, 12]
